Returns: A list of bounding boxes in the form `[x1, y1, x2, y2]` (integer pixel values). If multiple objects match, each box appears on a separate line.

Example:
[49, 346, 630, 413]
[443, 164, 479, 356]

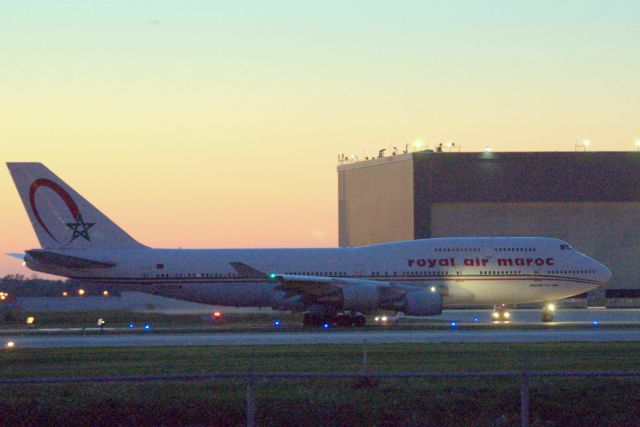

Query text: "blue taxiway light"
[593, 320, 600, 326]
[473, 317, 479, 323]
[128, 323, 135, 329]
[323, 323, 330, 329]
[144, 324, 151, 330]
[450, 321, 457, 328]
[273, 320, 281, 327]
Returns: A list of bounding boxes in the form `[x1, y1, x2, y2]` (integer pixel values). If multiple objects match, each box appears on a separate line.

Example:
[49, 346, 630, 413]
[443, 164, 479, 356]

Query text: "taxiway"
[4, 327, 640, 349]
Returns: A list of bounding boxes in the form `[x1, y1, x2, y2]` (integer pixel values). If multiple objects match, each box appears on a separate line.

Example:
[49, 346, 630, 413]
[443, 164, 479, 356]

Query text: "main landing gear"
[541, 302, 556, 322]
[303, 311, 366, 327]
[492, 305, 511, 321]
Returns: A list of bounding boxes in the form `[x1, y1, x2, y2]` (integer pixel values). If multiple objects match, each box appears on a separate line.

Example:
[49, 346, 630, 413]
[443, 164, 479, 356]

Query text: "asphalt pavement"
[4, 327, 640, 349]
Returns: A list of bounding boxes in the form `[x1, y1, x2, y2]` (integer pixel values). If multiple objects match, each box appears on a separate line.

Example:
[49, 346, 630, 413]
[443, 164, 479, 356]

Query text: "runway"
[5, 328, 640, 349]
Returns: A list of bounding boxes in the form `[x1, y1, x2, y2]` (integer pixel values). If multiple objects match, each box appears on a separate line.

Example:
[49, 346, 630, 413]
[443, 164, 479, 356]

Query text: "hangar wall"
[338, 151, 640, 302]
[338, 154, 414, 247]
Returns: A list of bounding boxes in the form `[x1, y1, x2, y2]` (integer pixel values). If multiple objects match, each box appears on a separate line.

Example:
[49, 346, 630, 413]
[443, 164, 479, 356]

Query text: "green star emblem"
[66, 214, 95, 242]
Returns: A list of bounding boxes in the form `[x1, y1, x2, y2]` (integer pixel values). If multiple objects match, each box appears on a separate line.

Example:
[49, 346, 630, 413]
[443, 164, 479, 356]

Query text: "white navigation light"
[430, 286, 436, 292]
[6, 341, 15, 349]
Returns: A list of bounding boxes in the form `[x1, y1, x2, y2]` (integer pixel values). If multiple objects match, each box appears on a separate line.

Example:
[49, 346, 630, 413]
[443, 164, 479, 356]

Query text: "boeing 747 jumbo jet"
[7, 163, 611, 325]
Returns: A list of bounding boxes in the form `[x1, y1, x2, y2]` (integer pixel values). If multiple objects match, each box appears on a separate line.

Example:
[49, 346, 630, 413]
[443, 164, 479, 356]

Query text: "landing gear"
[541, 303, 556, 322]
[492, 305, 511, 321]
[303, 311, 366, 327]
[303, 312, 322, 327]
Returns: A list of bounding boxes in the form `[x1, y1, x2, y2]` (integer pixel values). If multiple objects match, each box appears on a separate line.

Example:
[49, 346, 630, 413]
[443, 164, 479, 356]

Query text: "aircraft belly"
[444, 279, 597, 306]
[149, 282, 276, 307]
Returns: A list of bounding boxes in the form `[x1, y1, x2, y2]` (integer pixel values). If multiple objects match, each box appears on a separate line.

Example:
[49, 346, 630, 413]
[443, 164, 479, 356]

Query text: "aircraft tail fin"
[7, 162, 146, 250]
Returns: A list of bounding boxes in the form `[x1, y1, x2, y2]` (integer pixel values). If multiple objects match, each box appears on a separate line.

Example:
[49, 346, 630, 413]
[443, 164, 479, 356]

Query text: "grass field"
[1, 342, 640, 426]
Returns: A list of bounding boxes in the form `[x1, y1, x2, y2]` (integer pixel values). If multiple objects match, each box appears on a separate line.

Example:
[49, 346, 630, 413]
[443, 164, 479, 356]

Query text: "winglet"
[230, 262, 268, 279]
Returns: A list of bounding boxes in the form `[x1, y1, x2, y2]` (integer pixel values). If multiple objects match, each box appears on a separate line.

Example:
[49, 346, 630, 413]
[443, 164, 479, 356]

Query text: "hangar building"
[337, 151, 640, 304]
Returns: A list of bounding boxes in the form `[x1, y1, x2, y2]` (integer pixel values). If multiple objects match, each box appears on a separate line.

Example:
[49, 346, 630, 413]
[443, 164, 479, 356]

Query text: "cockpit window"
[560, 244, 573, 250]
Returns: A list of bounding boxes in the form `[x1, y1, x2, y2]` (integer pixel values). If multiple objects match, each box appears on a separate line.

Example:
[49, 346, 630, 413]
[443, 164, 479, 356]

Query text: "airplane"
[6, 162, 611, 326]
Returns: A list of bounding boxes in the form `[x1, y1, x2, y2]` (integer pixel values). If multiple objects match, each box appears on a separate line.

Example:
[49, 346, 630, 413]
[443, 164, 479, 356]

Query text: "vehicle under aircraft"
[7, 163, 611, 326]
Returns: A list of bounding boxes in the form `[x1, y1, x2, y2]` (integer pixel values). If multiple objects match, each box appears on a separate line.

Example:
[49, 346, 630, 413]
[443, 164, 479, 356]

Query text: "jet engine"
[402, 290, 443, 316]
[271, 293, 306, 312]
[339, 285, 382, 311]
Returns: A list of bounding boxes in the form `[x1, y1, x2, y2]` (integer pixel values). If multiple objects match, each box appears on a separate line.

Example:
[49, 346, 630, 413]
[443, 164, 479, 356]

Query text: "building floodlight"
[484, 146, 492, 153]
[575, 138, 590, 151]
[413, 139, 425, 151]
[636, 139, 640, 151]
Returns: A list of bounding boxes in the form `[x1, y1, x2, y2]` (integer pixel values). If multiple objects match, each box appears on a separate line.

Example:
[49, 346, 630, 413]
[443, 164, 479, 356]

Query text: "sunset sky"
[2, 1, 639, 277]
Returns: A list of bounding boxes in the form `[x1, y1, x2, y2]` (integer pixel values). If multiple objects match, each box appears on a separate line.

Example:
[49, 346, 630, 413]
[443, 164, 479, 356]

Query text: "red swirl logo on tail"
[29, 179, 95, 243]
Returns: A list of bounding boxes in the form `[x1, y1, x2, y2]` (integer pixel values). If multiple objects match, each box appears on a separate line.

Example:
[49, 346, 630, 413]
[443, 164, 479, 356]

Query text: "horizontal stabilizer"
[26, 249, 116, 269]
[6, 253, 25, 260]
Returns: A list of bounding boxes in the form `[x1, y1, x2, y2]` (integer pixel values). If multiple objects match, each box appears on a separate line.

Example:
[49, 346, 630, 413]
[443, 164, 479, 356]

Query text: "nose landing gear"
[492, 305, 511, 321]
[541, 303, 556, 322]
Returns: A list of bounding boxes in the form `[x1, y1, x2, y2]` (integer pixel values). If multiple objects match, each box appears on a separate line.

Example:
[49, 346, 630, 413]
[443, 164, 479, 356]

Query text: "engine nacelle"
[340, 285, 382, 311]
[403, 290, 443, 316]
[271, 292, 306, 312]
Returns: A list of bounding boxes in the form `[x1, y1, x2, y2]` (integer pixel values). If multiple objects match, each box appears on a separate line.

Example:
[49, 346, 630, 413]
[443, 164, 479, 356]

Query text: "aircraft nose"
[594, 260, 612, 284]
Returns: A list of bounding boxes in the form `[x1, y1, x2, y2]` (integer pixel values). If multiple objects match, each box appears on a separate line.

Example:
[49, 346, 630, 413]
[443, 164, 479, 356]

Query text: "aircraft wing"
[230, 261, 398, 296]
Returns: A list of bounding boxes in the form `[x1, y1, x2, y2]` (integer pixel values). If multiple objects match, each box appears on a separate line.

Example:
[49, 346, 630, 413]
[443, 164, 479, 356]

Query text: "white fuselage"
[27, 237, 611, 310]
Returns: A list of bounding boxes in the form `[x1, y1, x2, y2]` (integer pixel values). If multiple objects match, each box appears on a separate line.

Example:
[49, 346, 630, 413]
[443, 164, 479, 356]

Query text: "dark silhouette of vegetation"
[0, 275, 117, 297]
